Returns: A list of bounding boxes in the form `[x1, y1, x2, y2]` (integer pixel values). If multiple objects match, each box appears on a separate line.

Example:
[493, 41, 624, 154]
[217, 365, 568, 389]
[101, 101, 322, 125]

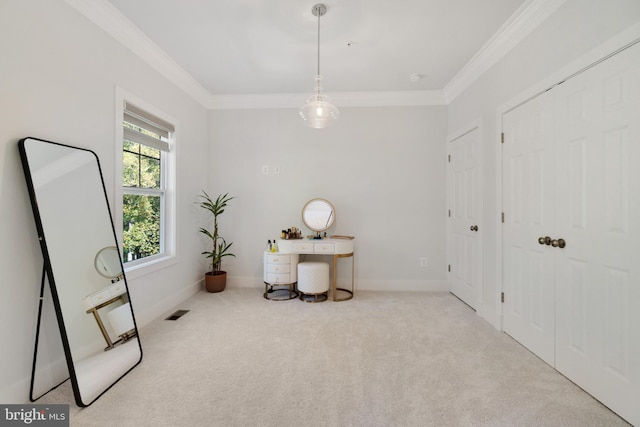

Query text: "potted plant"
[198, 191, 235, 292]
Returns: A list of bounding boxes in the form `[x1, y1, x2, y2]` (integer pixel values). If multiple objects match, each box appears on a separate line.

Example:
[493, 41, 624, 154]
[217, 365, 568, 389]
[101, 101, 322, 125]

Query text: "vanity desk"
[264, 198, 355, 301]
[82, 247, 133, 350]
[82, 283, 128, 350]
[277, 238, 355, 301]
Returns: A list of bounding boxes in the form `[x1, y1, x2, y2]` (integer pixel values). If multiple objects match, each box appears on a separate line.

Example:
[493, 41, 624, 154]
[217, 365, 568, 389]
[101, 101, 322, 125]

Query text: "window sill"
[124, 254, 177, 281]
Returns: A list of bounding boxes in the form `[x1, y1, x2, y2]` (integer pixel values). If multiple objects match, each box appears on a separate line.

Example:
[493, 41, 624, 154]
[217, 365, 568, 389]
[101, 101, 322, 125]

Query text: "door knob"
[538, 236, 551, 245]
[470, 225, 478, 232]
[552, 238, 566, 248]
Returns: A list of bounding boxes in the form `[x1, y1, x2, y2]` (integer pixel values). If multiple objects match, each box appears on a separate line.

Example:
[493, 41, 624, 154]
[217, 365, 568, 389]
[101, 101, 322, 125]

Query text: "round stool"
[107, 302, 137, 341]
[297, 262, 329, 303]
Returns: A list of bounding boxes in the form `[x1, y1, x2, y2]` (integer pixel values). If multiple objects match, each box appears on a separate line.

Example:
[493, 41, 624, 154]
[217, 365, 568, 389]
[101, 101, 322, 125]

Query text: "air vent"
[165, 310, 189, 321]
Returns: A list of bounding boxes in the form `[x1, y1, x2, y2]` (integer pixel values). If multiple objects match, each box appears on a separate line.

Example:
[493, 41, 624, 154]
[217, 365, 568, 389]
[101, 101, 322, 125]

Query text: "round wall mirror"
[302, 198, 335, 232]
[94, 246, 123, 281]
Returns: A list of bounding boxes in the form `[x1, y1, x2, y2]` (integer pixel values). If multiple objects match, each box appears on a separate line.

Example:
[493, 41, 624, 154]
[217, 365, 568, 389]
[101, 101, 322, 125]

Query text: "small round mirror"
[94, 246, 123, 280]
[302, 198, 335, 232]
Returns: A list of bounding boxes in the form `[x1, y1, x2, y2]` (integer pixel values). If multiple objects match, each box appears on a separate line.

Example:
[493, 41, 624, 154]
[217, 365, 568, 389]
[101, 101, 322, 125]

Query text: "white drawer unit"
[263, 252, 299, 300]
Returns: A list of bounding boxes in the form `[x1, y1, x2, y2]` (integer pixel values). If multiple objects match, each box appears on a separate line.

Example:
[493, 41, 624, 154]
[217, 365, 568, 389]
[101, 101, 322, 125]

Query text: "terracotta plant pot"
[205, 271, 227, 293]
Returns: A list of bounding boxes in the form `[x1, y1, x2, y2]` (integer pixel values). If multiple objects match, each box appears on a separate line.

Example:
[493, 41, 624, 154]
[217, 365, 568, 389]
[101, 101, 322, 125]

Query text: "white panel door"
[448, 126, 482, 310]
[502, 41, 640, 426]
[502, 92, 556, 366]
[553, 41, 640, 426]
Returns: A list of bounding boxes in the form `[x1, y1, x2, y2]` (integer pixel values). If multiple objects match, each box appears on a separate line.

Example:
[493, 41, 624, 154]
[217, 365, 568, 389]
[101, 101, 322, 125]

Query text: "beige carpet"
[38, 288, 630, 426]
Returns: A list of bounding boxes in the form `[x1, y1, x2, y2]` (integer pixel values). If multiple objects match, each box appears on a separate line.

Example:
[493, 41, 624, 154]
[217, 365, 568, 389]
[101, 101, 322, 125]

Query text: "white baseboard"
[134, 280, 202, 328]
[1, 379, 32, 404]
[356, 278, 448, 292]
[1, 282, 202, 405]
[228, 276, 448, 292]
[227, 276, 262, 289]
[479, 305, 502, 331]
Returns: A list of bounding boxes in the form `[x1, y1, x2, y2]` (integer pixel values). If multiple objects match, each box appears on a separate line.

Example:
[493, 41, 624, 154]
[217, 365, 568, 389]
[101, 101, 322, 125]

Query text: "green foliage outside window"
[122, 129, 162, 262]
[123, 140, 160, 188]
[123, 194, 160, 261]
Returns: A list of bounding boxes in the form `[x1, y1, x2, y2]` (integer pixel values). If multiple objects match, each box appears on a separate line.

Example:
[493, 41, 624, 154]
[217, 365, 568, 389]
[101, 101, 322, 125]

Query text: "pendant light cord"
[315, 5, 322, 94]
[317, 5, 321, 77]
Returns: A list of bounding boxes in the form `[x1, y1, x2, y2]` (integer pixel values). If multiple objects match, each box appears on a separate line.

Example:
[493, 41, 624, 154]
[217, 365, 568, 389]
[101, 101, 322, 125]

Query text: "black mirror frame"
[19, 136, 143, 407]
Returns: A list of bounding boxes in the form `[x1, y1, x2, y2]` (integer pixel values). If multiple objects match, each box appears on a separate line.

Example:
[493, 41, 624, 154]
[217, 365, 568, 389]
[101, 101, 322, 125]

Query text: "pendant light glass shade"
[300, 4, 339, 129]
[299, 75, 340, 129]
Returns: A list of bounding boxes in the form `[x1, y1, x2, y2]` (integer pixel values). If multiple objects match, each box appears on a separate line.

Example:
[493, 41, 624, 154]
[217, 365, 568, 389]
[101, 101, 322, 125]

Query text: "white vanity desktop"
[277, 237, 354, 256]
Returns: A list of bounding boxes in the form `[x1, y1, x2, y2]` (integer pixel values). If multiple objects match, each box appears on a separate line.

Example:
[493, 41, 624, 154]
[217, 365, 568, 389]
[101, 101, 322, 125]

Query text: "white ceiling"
[69, 0, 566, 107]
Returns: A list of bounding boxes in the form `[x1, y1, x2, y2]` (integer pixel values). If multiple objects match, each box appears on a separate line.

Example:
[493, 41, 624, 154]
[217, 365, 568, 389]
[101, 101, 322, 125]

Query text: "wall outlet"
[274, 165, 281, 174]
[420, 257, 428, 267]
[262, 165, 269, 174]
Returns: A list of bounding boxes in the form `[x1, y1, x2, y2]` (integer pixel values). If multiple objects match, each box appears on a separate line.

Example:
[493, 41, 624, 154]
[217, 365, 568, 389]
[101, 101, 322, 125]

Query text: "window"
[121, 102, 174, 266]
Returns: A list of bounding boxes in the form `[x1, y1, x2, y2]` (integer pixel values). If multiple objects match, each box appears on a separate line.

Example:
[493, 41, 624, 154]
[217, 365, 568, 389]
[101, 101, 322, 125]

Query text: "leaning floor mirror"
[19, 137, 143, 407]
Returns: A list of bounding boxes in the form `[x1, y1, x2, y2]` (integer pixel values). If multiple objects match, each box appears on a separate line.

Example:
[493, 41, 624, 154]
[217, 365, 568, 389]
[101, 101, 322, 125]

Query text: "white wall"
[208, 106, 449, 292]
[447, 0, 640, 328]
[4, 0, 638, 408]
[0, 0, 209, 403]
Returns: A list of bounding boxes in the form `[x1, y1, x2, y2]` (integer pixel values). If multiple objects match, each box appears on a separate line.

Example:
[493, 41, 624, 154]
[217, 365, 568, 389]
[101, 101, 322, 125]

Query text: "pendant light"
[299, 3, 340, 129]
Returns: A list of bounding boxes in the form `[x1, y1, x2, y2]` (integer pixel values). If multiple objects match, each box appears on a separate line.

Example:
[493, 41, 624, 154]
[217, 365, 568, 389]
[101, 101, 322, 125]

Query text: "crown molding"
[64, 0, 213, 107]
[442, 0, 567, 103]
[66, 0, 563, 109]
[322, 90, 447, 108]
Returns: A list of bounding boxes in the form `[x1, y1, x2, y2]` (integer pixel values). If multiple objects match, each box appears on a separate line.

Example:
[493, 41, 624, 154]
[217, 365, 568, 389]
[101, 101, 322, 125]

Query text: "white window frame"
[115, 87, 177, 279]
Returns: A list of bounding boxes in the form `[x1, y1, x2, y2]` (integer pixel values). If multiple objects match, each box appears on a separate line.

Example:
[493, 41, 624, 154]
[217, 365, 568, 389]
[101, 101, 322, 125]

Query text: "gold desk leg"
[333, 252, 354, 301]
[89, 308, 115, 350]
[86, 295, 127, 350]
[333, 255, 337, 301]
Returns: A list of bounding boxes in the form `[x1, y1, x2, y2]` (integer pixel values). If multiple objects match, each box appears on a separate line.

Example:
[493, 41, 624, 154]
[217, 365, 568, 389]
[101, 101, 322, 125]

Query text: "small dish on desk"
[330, 235, 355, 240]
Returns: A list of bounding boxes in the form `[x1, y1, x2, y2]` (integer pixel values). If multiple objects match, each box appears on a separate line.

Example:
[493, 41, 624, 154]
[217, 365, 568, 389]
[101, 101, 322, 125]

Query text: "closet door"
[503, 41, 640, 425]
[553, 41, 640, 426]
[502, 90, 556, 365]
[449, 126, 482, 310]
